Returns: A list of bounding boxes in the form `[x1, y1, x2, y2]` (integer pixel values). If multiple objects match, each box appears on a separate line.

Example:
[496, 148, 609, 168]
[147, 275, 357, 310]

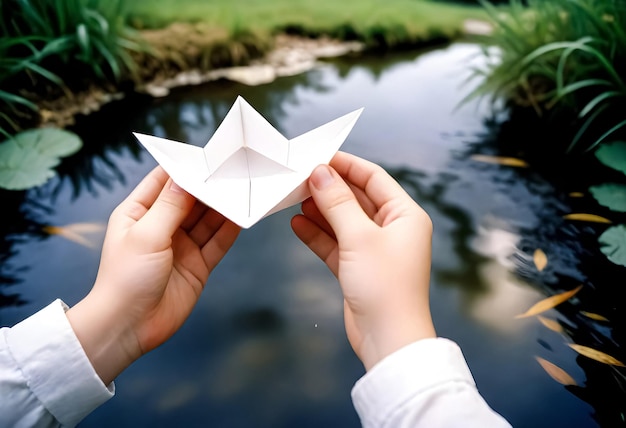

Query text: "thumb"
[136, 179, 195, 248]
[308, 164, 370, 239]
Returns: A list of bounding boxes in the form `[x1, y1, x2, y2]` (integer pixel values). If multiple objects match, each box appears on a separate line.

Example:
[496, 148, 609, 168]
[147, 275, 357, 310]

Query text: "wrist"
[66, 291, 140, 385]
[360, 309, 436, 371]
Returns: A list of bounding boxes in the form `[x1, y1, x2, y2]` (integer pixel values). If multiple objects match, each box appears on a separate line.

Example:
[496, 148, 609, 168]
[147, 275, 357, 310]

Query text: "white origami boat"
[134, 96, 363, 228]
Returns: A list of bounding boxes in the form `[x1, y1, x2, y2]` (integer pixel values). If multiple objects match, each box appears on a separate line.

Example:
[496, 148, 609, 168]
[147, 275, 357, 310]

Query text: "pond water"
[1, 42, 621, 427]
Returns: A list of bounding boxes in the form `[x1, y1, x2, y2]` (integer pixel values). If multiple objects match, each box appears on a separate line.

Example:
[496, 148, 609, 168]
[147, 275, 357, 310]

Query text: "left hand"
[67, 166, 240, 384]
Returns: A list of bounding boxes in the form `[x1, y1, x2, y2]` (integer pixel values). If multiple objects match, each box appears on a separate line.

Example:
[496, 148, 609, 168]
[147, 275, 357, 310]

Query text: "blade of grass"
[587, 119, 626, 152]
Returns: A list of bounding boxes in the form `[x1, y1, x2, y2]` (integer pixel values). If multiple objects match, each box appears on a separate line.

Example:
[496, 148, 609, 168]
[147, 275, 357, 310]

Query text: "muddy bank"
[37, 31, 364, 129]
[139, 33, 364, 97]
[34, 19, 490, 129]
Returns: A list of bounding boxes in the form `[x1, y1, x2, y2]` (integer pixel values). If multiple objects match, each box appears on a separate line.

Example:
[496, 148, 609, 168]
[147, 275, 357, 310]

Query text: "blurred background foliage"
[0, 0, 144, 136]
[470, 0, 626, 154]
[466, 0, 626, 267]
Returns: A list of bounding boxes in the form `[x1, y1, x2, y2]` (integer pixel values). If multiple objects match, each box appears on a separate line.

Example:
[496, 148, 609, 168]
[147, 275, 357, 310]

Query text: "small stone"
[223, 65, 276, 86]
[144, 84, 170, 97]
[463, 19, 493, 36]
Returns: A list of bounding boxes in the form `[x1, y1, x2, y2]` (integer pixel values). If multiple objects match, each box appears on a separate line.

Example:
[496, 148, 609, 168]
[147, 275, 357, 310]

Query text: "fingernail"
[311, 165, 334, 190]
[169, 180, 185, 194]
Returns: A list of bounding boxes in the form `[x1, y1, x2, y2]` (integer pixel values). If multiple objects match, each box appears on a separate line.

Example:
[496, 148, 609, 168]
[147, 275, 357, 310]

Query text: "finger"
[307, 164, 370, 240]
[301, 197, 335, 239]
[291, 214, 339, 276]
[330, 152, 412, 211]
[189, 208, 229, 247]
[201, 219, 241, 271]
[347, 182, 378, 220]
[124, 167, 170, 217]
[134, 178, 196, 249]
[113, 167, 170, 227]
[305, 183, 376, 227]
[181, 201, 209, 232]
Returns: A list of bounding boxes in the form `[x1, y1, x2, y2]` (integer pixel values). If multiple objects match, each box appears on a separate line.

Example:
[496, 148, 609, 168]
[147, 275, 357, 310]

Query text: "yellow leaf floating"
[535, 356, 577, 386]
[43, 222, 105, 249]
[602, 13, 615, 23]
[537, 315, 564, 334]
[563, 213, 612, 224]
[568, 344, 625, 367]
[580, 311, 609, 322]
[470, 154, 529, 168]
[515, 285, 583, 319]
[569, 192, 584, 198]
[533, 249, 548, 271]
[61, 223, 105, 233]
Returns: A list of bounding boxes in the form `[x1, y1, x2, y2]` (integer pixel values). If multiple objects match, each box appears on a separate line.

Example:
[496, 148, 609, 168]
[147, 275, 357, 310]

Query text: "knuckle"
[328, 190, 354, 210]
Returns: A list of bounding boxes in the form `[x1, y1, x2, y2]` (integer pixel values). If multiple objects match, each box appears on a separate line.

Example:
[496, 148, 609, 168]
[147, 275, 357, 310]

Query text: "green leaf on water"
[589, 183, 626, 212]
[0, 128, 82, 190]
[599, 225, 626, 267]
[595, 141, 626, 174]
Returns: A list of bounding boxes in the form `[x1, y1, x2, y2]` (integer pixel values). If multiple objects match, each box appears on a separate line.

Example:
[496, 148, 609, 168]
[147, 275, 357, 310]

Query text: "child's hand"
[292, 152, 436, 370]
[67, 167, 240, 384]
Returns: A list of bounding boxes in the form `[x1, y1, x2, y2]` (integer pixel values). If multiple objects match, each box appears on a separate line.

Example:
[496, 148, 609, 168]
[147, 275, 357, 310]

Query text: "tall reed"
[0, 0, 144, 136]
[469, 0, 626, 152]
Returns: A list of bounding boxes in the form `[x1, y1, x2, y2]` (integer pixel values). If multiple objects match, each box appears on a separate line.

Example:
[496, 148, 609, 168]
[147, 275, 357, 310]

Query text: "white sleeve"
[0, 299, 115, 428]
[351, 337, 511, 428]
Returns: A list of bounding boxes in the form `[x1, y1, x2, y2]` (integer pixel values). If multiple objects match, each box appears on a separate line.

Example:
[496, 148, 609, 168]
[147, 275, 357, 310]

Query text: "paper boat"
[134, 96, 363, 228]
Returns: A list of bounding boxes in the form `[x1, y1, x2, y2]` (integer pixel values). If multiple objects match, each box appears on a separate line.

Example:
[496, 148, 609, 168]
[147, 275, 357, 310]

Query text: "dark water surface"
[1, 43, 612, 427]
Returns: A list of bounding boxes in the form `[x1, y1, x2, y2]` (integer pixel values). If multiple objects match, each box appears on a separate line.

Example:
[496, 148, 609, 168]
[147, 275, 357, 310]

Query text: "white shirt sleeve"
[351, 337, 511, 428]
[0, 299, 115, 428]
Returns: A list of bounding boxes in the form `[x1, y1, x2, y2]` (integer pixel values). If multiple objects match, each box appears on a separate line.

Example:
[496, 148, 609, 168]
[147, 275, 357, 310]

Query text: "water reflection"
[141, 70, 336, 147]
[0, 67, 338, 311]
[453, 113, 626, 427]
[1, 43, 617, 427]
[0, 100, 150, 309]
[0, 190, 51, 309]
[377, 88, 626, 426]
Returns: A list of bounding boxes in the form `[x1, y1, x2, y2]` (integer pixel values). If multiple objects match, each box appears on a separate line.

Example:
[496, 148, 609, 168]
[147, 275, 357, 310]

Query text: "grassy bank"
[470, 0, 626, 154]
[0, 0, 144, 137]
[467, 0, 626, 270]
[125, 0, 485, 48]
[127, 0, 487, 99]
[1, 0, 486, 136]
[1, 0, 485, 189]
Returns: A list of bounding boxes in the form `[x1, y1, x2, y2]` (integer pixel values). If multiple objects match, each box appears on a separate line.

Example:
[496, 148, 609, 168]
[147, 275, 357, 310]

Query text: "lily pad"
[0, 128, 82, 190]
[589, 183, 626, 212]
[599, 225, 626, 267]
[595, 141, 626, 174]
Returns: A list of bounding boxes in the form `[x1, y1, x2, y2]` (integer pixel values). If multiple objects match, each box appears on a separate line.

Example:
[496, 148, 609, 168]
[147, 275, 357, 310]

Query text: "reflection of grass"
[125, 0, 485, 49]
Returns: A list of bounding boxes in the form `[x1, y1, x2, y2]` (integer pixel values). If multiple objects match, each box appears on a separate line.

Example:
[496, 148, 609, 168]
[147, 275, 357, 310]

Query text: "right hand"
[291, 152, 436, 371]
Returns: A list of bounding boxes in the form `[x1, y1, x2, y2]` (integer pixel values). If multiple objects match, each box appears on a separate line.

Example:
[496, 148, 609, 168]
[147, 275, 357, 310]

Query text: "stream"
[2, 42, 619, 427]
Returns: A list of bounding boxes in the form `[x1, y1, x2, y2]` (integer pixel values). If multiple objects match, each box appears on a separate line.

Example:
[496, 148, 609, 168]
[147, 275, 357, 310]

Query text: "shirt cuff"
[351, 337, 478, 426]
[6, 299, 115, 427]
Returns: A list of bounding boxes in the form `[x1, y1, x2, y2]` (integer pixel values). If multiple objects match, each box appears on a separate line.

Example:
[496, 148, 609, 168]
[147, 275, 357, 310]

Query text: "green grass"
[125, 0, 485, 48]
[1, 0, 143, 84]
[0, 0, 145, 137]
[1, 0, 485, 139]
[469, 0, 626, 152]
